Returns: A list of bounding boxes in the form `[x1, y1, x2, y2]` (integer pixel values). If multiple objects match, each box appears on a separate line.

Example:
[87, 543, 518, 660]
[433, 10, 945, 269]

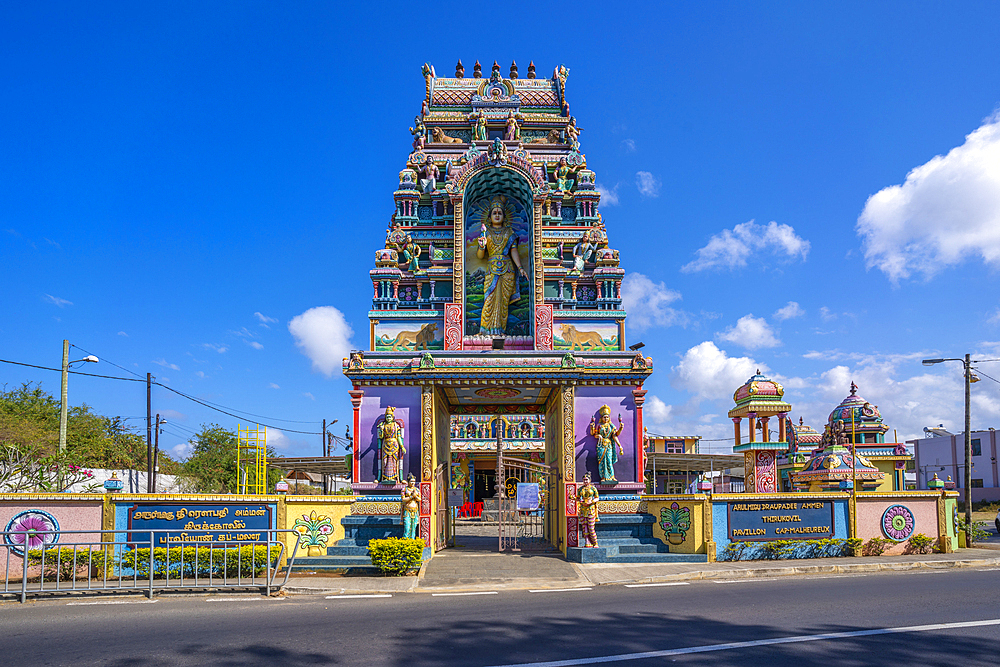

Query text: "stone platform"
[566, 514, 708, 564]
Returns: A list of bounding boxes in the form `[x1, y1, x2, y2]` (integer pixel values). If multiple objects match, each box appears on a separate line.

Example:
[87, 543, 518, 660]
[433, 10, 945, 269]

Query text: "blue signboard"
[126, 503, 273, 546]
[516, 483, 540, 511]
[727, 500, 834, 541]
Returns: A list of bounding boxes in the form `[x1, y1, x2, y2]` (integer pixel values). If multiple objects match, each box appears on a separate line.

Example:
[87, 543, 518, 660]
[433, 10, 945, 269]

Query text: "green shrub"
[957, 519, 990, 546]
[843, 538, 864, 556]
[368, 538, 424, 576]
[27, 544, 281, 580]
[905, 533, 936, 555]
[862, 537, 894, 556]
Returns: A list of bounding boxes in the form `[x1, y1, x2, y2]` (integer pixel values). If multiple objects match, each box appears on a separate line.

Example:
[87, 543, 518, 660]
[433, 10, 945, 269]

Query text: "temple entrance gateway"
[334, 61, 658, 572]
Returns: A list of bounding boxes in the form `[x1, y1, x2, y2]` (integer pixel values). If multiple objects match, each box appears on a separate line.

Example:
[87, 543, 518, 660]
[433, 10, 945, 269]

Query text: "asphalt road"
[2, 568, 999, 666]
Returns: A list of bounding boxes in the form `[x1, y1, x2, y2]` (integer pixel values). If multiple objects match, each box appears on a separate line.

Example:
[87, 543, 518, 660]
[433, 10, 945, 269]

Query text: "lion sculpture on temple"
[431, 127, 463, 144]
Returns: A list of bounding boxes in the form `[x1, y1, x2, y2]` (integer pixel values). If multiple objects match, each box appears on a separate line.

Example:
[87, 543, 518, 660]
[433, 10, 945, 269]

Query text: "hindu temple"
[317, 60, 684, 568]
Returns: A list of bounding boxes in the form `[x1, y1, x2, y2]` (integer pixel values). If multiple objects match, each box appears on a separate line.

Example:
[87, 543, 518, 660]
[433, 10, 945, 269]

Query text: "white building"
[908, 428, 1000, 502]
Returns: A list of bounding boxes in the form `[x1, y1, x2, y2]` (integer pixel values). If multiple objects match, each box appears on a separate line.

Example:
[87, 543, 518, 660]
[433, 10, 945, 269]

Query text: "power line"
[1, 356, 323, 434]
[68, 345, 321, 425]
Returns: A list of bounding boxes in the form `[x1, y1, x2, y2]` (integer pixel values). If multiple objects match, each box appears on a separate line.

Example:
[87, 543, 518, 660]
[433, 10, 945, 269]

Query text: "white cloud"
[44, 294, 72, 308]
[195, 371, 206, 379]
[248, 341, 264, 350]
[773, 301, 805, 321]
[117, 331, 128, 337]
[621, 138, 636, 152]
[231, 327, 256, 339]
[159, 409, 187, 421]
[857, 112, 1000, 282]
[152, 359, 180, 371]
[635, 171, 661, 198]
[716, 315, 781, 350]
[988, 309, 1000, 325]
[671, 341, 763, 401]
[644, 395, 673, 427]
[170, 442, 194, 460]
[302, 392, 315, 400]
[200, 343, 228, 354]
[288, 306, 355, 377]
[265, 428, 291, 451]
[269, 383, 280, 389]
[621, 273, 687, 332]
[596, 183, 619, 206]
[682, 220, 810, 273]
[819, 306, 836, 322]
[254, 312, 278, 325]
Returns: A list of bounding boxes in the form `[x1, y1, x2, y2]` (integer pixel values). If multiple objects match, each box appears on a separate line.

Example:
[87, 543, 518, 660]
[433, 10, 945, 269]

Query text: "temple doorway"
[447, 409, 557, 553]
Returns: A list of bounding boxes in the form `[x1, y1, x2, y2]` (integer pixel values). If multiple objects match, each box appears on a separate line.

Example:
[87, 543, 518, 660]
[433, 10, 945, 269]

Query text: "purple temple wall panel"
[574, 387, 637, 484]
[357, 387, 422, 483]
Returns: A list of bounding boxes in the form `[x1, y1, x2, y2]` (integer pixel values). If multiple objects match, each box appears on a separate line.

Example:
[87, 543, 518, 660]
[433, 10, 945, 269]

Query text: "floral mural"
[292, 510, 335, 557]
[659, 502, 691, 545]
[4, 510, 60, 557]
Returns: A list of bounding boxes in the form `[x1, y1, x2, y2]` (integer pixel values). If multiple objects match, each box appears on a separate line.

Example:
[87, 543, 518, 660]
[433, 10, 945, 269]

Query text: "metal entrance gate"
[496, 432, 554, 551]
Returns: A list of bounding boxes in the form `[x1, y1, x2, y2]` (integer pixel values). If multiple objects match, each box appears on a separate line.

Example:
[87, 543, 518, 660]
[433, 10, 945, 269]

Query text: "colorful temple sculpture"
[789, 382, 912, 492]
[728, 371, 792, 493]
[322, 61, 677, 568]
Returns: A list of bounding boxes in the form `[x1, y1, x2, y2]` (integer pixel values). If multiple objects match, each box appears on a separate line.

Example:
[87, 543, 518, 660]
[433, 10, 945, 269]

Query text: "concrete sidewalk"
[282, 548, 1000, 595]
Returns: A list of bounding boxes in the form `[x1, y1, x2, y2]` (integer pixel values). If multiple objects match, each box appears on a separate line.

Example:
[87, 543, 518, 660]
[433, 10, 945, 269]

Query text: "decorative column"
[348, 389, 364, 483]
[561, 384, 576, 550]
[732, 418, 741, 447]
[778, 412, 787, 443]
[760, 416, 770, 442]
[451, 194, 464, 306]
[633, 387, 648, 487]
[419, 385, 433, 548]
[748, 413, 756, 443]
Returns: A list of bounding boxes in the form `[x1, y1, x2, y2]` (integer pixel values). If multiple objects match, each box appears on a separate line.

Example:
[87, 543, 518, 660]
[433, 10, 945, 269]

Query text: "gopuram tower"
[337, 61, 656, 563]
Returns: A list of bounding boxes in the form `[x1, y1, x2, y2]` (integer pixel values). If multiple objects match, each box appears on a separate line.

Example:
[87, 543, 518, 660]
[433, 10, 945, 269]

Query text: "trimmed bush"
[27, 544, 281, 580]
[368, 538, 424, 576]
[861, 537, 894, 556]
[904, 533, 935, 555]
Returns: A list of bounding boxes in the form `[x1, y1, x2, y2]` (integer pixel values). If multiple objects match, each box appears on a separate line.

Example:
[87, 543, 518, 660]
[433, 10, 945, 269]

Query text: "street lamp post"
[922, 354, 977, 536]
[59, 340, 99, 489]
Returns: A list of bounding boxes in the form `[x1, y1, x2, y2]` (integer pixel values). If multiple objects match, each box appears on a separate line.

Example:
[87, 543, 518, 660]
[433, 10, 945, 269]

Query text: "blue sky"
[3, 2, 1000, 458]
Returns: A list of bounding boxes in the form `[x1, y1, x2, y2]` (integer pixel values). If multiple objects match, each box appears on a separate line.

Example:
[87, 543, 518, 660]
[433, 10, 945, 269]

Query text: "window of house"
[972, 439, 982, 456]
[972, 479, 984, 488]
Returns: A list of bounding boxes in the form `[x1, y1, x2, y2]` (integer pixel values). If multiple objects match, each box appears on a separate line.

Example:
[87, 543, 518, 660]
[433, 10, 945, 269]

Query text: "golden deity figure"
[577, 473, 599, 547]
[476, 194, 528, 336]
[589, 405, 624, 484]
[377, 406, 405, 484]
[400, 474, 421, 540]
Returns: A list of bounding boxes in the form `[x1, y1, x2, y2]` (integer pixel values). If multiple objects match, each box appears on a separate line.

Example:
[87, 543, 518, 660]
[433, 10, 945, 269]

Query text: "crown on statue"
[598, 405, 611, 417]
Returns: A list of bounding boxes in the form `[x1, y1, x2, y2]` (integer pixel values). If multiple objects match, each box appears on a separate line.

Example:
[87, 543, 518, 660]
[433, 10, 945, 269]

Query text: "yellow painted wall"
[644, 495, 710, 554]
[281, 496, 354, 561]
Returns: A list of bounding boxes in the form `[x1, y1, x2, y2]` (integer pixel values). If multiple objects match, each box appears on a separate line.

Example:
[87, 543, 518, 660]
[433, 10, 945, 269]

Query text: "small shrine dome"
[791, 417, 822, 451]
[733, 370, 784, 403]
[825, 382, 888, 443]
[727, 370, 792, 419]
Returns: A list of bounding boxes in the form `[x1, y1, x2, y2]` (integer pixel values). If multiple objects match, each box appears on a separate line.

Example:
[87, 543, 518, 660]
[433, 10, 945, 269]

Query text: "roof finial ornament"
[527, 61, 536, 79]
[850, 381, 858, 396]
[756, 368, 761, 375]
[799, 416, 804, 426]
[473, 60, 482, 78]
[491, 60, 501, 82]
[509, 60, 518, 79]
[455, 60, 465, 78]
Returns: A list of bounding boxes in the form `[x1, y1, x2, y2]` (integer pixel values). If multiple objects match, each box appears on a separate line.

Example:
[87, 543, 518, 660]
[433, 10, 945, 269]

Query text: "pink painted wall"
[1, 500, 104, 578]
[856, 496, 940, 555]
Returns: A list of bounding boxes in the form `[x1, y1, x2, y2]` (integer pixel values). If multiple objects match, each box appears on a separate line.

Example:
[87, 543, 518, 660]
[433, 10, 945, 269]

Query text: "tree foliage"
[182, 424, 281, 493]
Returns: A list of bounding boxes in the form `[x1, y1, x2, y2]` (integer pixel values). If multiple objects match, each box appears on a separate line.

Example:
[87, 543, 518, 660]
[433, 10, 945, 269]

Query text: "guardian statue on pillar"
[377, 406, 405, 484]
[401, 474, 420, 540]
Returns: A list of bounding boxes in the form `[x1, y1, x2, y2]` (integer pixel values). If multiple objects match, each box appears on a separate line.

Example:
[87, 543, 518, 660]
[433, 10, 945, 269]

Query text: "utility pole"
[153, 414, 161, 494]
[59, 340, 69, 489]
[322, 418, 328, 495]
[146, 373, 152, 493]
[964, 353, 973, 532]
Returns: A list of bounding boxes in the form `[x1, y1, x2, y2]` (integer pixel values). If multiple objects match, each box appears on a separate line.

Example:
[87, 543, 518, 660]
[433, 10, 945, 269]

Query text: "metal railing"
[2, 529, 302, 603]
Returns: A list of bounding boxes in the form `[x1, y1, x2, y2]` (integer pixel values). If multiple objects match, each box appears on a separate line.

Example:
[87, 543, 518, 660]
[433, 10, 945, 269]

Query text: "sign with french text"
[727, 500, 835, 541]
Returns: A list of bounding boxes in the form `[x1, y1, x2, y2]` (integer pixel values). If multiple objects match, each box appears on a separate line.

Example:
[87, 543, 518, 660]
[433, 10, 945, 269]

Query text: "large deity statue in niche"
[464, 194, 532, 336]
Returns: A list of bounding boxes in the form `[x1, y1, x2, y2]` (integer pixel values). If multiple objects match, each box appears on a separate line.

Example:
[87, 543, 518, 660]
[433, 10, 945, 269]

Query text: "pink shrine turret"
[728, 370, 792, 493]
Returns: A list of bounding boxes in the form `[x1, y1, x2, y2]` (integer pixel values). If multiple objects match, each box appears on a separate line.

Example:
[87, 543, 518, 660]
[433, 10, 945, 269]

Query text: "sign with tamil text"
[126, 503, 273, 546]
[726, 500, 835, 541]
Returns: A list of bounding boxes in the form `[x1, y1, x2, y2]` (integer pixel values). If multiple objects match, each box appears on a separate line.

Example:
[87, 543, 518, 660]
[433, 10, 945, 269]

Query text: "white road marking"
[486, 618, 1000, 667]
[325, 594, 393, 599]
[624, 582, 690, 588]
[430, 591, 499, 596]
[528, 588, 592, 593]
[711, 579, 771, 584]
[66, 599, 158, 606]
[206, 597, 285, 602]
